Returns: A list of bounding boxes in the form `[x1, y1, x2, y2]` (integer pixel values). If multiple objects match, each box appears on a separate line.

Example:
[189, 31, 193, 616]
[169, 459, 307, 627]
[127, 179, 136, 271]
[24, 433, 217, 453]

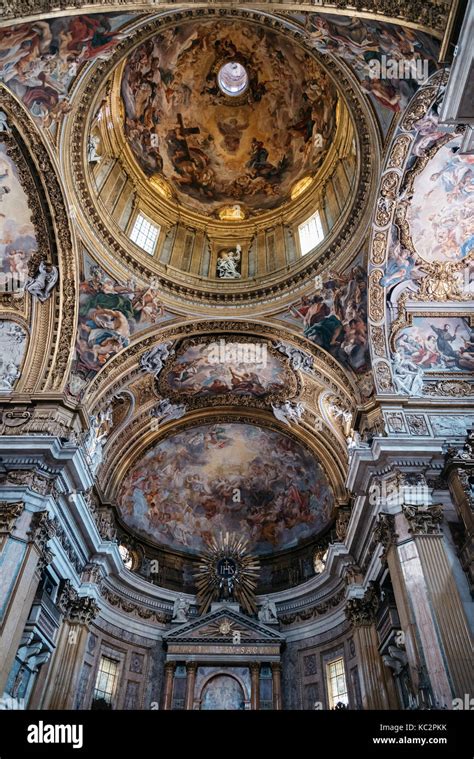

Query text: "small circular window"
[217, 61, 249, 97]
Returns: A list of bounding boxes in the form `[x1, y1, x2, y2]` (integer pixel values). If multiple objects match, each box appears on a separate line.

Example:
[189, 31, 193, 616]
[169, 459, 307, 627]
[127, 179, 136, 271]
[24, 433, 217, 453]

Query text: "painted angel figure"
[25, 261, 58, 303]
[0, 111, 9, 132]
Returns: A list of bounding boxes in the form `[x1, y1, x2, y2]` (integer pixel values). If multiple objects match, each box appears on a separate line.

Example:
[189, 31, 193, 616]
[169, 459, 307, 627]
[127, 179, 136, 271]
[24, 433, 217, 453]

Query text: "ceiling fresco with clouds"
[121, 19, 338, 214]
[119, 422, 334, 556]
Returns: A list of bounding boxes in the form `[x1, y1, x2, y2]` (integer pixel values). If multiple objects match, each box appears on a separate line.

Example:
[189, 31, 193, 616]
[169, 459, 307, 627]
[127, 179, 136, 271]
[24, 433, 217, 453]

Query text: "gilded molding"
[0, 89, 77, 394]
[0, 2, 450, 36]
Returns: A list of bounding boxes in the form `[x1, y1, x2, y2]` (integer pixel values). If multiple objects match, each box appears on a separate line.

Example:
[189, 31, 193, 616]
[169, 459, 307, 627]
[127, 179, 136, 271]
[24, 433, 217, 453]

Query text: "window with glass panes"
[326, 657, 349, 708]
[93, 656, 119, 705]
[298, 210, 324, 255]
[129, 213, 160, 255]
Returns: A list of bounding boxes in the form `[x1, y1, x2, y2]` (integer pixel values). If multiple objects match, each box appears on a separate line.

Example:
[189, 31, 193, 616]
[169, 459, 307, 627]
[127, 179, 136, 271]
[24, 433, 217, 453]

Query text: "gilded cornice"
[0, 3, 449, 38]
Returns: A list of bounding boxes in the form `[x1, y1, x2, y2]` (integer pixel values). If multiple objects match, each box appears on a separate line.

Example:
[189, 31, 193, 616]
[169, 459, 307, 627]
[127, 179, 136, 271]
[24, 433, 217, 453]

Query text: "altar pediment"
[163, 607, 283, 659]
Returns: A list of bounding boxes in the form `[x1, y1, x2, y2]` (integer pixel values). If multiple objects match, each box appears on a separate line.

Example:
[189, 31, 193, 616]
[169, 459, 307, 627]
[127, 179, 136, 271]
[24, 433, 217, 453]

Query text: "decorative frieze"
[279, 587, 345, 625]
[1, 468, 58, 496]
[51, 516, 84, 574]
[100, 586, 170, 624]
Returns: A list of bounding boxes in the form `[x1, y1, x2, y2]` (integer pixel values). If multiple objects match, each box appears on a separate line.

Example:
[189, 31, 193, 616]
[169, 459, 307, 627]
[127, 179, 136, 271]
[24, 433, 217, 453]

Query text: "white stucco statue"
[258, 597, 278, 624]
[172, 596, 190, 623]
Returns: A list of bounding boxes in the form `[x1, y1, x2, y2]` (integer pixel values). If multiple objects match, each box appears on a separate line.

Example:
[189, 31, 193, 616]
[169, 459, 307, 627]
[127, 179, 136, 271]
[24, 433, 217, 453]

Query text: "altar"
[162, 604, 284, 710]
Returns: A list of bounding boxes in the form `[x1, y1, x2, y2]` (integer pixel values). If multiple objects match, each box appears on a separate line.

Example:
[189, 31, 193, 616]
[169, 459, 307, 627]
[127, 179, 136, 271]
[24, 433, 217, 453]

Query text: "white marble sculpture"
[274, 340, 314, 371]
[172, 596, 190, 623]
[217, 245, 241, 278]
[328, 400, 353, 426]
[271, 401, 305, 427]
[85, 404, 113, 474]
[151, 398, 187, 428]
[87, 135, 101, 163]
[392, 353, 424, 396]
[25, 261, 58, 303]
[258, 597, 278, 624]
[140, 341, 175, 377]
[0, 321, 27, 393]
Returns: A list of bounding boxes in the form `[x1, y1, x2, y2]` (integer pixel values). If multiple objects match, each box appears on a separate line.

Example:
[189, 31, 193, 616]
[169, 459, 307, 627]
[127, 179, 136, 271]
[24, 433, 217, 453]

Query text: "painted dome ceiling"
[118, 422, 334, 556]
[120, 19, 338, 215]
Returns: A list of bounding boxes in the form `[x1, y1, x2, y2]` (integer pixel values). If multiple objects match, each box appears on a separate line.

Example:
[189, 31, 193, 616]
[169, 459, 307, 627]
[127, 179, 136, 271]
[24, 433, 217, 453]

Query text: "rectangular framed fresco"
[391, 308, 474, 375]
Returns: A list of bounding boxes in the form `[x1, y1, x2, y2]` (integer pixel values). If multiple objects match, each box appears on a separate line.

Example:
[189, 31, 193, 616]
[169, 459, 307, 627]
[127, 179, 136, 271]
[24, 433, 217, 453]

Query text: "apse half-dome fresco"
[121, 19, 338, 214]
[119, 422, 334, 555]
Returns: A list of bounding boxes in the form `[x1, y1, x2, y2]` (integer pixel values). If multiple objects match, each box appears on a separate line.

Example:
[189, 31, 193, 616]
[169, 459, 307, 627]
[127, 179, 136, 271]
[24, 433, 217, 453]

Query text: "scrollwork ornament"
[375, 196, 393, 227]
[380, 170, 400, 200]
[375, 361, 394, 393]
[423, 381, 474, 398]
[369, 270, 384, 322]
[402, 504, 443, 535]
[387, 134, 412, 169]
[401, 86, 439, 131]
[413, 261, 471, 302]
[371, 326, 386, 357]
[371, 231, 387, 265]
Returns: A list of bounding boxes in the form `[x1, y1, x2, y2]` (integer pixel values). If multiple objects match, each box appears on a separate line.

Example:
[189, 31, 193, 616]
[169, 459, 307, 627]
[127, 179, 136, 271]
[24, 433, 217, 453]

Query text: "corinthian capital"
[402, 504, 443, 536]
[345, 584, 379, 628]
[0, 501, 24, 534]
[66, 595, 100, 625]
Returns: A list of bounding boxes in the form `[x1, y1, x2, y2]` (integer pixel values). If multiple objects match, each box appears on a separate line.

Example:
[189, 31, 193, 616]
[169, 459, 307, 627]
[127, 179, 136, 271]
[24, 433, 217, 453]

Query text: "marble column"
[346, 585, 398, 710]
[399, 504, 472, 702]
[443, 447, 474, 594]
[250, 662, 260, 710]
[271, 662, 282, 710]
[0, 506, 54, 696]
[41, 595, 99, 709]
[162, 662, 175, 710]
[184, 663, 197, 710]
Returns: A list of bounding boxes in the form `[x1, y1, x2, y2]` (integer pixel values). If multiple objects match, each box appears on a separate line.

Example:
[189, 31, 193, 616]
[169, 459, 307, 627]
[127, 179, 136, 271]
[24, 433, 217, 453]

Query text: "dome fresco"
[121, 19, 338, 214]
[119, 422, 334, 555]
